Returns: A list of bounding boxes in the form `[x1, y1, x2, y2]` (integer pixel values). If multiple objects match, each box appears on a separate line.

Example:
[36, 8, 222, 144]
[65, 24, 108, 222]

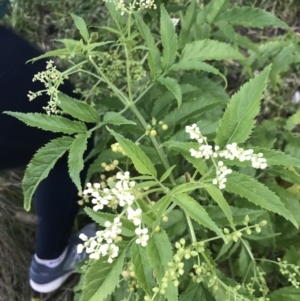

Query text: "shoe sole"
[30, 270, 76, 293]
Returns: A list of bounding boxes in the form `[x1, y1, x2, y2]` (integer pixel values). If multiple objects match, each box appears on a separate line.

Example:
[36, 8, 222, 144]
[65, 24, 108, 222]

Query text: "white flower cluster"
[77, 217, 121, 263]
[28, 60, 67, 114]
[83, 171, 136, 211]
[185, 124, 267, 189]
[171, 18, 180, 27]
[103, 0, 156, 15]
[79, 171, 150, 262]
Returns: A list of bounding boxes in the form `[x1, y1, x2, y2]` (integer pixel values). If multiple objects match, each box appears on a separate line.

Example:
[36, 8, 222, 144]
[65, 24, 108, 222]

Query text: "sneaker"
[29, 223, 96, 293]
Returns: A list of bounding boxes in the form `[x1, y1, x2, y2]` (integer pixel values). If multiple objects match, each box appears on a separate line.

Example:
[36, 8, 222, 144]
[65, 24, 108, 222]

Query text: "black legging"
[0, 26, 91, 259]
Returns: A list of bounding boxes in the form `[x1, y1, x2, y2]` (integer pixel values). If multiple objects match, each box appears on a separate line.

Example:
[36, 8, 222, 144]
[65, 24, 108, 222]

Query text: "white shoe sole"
[29, 270, 76, 293]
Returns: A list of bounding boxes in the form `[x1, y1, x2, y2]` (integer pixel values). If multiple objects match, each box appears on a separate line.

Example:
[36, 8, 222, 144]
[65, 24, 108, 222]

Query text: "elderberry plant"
[5, 1, 300, 301]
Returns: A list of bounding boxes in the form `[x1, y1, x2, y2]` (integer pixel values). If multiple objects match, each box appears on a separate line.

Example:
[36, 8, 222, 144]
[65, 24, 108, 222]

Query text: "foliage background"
[1, 0, 300, 300]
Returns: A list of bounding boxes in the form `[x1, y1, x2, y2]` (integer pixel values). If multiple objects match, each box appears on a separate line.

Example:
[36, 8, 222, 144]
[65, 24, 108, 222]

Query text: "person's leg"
[0, 26, 83, 260]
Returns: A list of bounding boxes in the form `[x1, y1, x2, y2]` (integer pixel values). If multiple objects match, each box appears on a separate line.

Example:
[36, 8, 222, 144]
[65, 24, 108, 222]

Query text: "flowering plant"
[5, 1, 300, 301]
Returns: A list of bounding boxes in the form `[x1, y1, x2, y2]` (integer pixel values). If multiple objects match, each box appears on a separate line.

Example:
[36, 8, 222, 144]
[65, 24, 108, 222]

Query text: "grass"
[0, 0, 300, 300]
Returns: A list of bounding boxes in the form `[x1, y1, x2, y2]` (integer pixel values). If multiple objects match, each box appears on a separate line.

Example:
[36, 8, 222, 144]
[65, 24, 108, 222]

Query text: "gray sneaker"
[29, 223, 96, 293]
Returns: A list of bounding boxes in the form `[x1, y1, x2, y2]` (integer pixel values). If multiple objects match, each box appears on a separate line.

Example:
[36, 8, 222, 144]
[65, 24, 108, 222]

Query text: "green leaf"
[179, 0, 198, 47]
[225, 171, 298, 228]
[205, 185, 234, 227]
[215, 65, 271, 148]
[84, 208, 135, 237]
[68, 133, 90, 191]
[102, 112, 136, 126]
[170, 61, 227, 86]
[57, 93, 100, 123]
[269, 286, 300, 301]
[29, 48, 77, 62]
[217, 7, 289, 29]
[160, 166, 176, 182]
[163, 141, 208, 175]
[163, 96, 224, 133]
[71, 14, 89, 42]
[147, 231, 178, 301]
[215, 20, 238, 46]
[206, 0, 228, 24]
[135, 13, 162, 79]
[158, 77, 182, 108]
[180, 39, 244, 64]
[160, 4, 178, 69]
[108, 129, 157, 177]
[23, 136, 74, 211]
[82, 243, 128, 301]
[146, 195, 172, 231]
[151, 84, 199, 118]
[252, 147, 300, 167]
[106, 1, 125, 32]
[4, 112, 87, 134]
[206, 206, 266, 228]
[179, 283, 216, 301]
[239, 242, 252, 279]
[174, 194, 223, 236]
[131, 243, 155, 296]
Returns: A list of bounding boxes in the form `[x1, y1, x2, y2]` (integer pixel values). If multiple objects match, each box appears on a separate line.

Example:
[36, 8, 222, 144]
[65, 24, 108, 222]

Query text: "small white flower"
[135, 227, 149, 247]
[77, 244, 84, 253]
[79, 233, 88, 241]
[127, 207, 142, 226]
[171, 18, 180, 27]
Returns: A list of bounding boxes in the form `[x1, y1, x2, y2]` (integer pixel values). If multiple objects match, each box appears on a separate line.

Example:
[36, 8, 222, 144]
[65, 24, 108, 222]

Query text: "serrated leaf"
[217, 7, 289, 29]
[225, 171, 298, 228]
[151, 84, 199, 118]
[206, 206, 266, 227]
[252, 147, 300, 167]
[163, 96, 224, 134]
[109, 129, 157, 177]
[102, 112, 136, 126]
[180, 39, 244, 64]
[85, 208, 135, 236]
[205, 185, 234, 227]
[68, 133, 90, 191]
[71, 14, 89, 42]
[179, 0, 197, 47]
[179, 283, 216, 301]
[135, 13, 162, 79]
[215, 20, 238, 46]
[269, 286, 300, 301]
[23, 136, 74, 211]
[174, 194, 223, 236]
[163, 141, 208, 175]
[29, 48, 76, 62]
[170, 61, 227, 86]
[206, 0, 228, 24]
[58, 93, 100, 123]
[82, 243, 128, 301]
[4, 112, 87, 134]
[158, 77, 182, 108]
[215, 65, 271, 148]
[160, 166, 176, 182]
[147, 231, 178, 301]
[160, 4, 178, 69]
[106, 1, 125, 31]
[131, 244, 155, 296]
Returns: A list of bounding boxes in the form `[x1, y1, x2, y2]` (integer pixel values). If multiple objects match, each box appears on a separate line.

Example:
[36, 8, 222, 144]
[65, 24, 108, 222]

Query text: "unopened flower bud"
[162, 124, 168, 130]
[150, 130, 157, 137]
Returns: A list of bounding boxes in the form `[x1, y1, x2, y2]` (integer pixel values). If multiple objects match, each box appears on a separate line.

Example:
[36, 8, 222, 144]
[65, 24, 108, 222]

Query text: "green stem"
[130, 105, 176, 184]
[88, 56, 129, 106]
